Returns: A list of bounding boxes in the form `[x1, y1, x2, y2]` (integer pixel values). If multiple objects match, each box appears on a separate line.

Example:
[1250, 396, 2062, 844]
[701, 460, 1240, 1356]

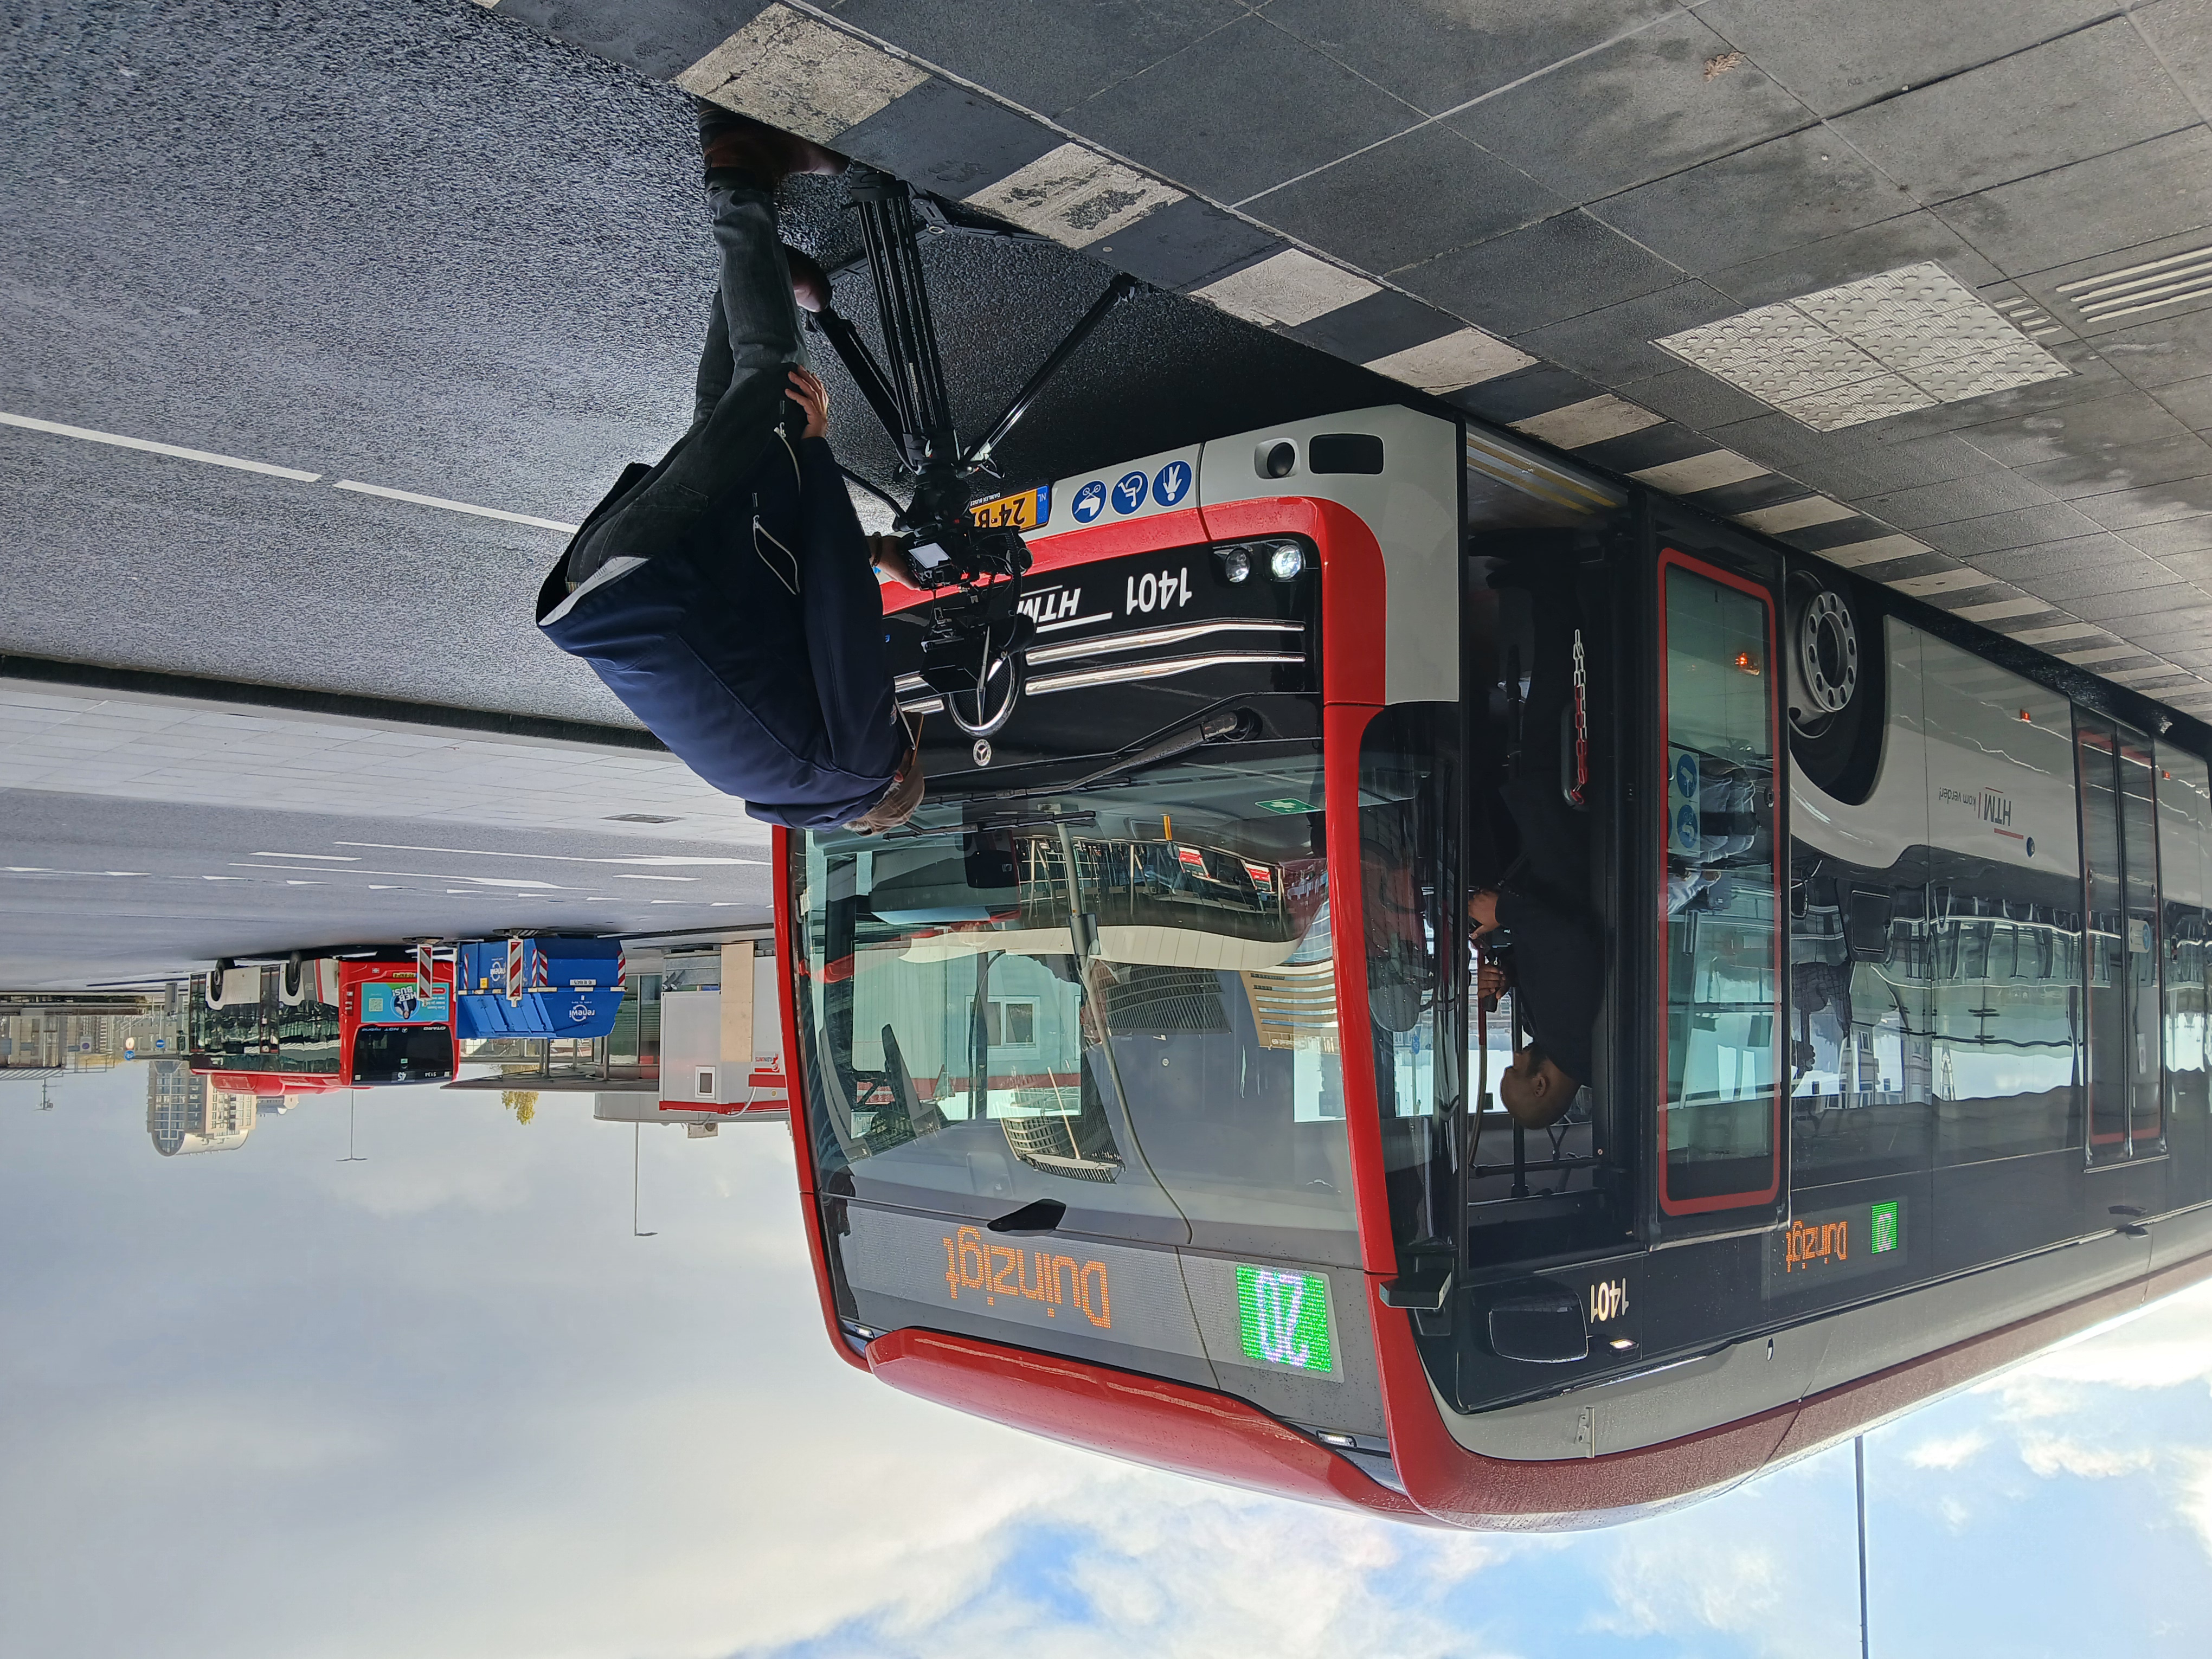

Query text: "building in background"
[2, 989, 184, 1076]
[145, 1059, 258, 1156]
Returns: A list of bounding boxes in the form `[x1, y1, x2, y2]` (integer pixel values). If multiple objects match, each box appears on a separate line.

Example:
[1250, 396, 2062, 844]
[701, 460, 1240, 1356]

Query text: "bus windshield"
[795, 735, 1358, 1265]
[351, 1024, 455, 1084]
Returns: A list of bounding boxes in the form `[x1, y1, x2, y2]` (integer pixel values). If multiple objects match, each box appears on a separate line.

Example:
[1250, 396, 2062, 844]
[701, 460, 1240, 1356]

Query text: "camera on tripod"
[803, 165, 1141, 740]
[904, 476, 1037, 735]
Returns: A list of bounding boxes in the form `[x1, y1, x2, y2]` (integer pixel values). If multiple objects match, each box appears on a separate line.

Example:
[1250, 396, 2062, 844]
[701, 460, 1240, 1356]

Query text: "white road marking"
[0, 410, 323, 481]
[964, 143, 1184, 250]
[333, 479, 578, 534]
[335, 841, 764, 866]
[614, 873, 697, 882]
[1365, 327, 1535, 394]
[1193, 249, 1379, 329]
[1510, 394, 1665, 449]
[1628, 449, 1769, 494]
[229, 861, 564, 888]
[678, 4, 925, 143]
[255, 851, 359, 860]
[2, 866, 148, 876]
[2, 408, 579, 536]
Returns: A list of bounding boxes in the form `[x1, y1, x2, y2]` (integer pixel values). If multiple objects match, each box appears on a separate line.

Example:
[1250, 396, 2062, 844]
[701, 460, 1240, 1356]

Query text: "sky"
[5, 1066, 2210, 1659]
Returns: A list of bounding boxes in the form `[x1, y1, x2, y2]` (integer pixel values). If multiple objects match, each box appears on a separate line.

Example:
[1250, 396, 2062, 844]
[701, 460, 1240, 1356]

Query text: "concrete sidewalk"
[2, 676, 770, 848]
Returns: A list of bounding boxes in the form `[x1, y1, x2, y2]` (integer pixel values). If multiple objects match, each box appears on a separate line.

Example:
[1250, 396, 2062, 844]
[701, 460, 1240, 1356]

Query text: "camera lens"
[1261, 441, 1296, 479]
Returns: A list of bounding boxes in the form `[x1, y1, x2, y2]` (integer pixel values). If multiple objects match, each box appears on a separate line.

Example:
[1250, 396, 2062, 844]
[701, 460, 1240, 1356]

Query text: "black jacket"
[537, 429, 905, 828]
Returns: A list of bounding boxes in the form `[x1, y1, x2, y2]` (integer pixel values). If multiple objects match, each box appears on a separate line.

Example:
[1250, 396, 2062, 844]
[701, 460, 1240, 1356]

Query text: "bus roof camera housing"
[806, 166, 1144, 738]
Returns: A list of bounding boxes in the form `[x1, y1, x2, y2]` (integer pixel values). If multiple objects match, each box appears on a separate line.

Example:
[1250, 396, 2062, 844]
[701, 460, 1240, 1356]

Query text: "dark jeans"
[691, 174, 808, 424]
[567, 177, 806, 585]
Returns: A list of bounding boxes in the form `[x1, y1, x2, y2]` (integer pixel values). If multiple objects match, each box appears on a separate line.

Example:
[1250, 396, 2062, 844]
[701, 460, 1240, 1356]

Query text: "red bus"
[189, 952, 458, 1090]
[775, 401, 2212, 1528]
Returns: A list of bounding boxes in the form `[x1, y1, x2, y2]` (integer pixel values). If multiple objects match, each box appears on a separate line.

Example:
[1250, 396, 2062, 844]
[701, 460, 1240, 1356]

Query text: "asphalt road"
[2, 0, 1390, 725]
[0, 788, 773, 989]
[1, 0, 1393, 993]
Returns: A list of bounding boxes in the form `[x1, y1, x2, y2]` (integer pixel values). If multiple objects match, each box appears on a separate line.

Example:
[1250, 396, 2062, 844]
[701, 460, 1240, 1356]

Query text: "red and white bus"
[774, 401, 2212, 1528]
[189, 952, 457, 1091]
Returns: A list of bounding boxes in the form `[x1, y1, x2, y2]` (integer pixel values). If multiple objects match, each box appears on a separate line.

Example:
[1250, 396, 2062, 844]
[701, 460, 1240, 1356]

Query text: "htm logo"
[1017, 585, 1084, 626]
[1981, 788, 2012, 828]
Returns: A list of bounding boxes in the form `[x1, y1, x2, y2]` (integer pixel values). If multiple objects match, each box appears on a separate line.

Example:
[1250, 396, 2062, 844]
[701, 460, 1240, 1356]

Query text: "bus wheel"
[209, 960, 234, 1002]
[283, 955, 303, 998]
[1786, 568, 1885, 806]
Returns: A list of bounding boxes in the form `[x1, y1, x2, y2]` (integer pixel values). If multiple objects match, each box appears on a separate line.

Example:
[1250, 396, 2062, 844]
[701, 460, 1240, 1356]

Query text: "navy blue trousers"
[537, 176, 905, 828]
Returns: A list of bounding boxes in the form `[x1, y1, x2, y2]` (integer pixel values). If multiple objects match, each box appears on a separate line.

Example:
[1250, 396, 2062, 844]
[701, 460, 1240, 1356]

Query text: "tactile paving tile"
[1654, 261, 2069, 430]
[1796, 263, 2029, 375]
[1909, 343, 2066, 403]
[1783, 376, 1938, 432]
[1656, 303, 1881, 402]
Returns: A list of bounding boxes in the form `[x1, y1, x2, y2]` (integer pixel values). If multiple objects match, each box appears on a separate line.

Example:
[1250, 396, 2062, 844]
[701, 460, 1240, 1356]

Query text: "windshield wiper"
[1006, 707, 1253, 801]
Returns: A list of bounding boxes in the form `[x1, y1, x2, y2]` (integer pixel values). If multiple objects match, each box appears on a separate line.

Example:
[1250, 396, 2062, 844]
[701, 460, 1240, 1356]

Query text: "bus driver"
[536, 104, 925, 834]
[1470, 563, 1602, 1130]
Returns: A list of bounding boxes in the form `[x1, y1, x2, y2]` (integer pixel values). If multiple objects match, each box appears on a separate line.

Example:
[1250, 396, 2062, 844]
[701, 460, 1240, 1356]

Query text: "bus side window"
[1661, 556, 1782, 1214]
[2159, 749, 2212, 1136]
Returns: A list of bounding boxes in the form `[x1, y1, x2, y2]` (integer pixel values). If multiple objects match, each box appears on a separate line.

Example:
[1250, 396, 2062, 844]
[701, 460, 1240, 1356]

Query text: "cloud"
[1905, 1430, 1989, 1471]
[2180, 1452, 2212, 1561]
[1590, 1535, 1782, 1641]
[743, 1475, 1522, 1659]
[11, 1064, 2212, 1659]
[2017, 1435, 2156, 1480]
[1989, 1281, 2212, 1398]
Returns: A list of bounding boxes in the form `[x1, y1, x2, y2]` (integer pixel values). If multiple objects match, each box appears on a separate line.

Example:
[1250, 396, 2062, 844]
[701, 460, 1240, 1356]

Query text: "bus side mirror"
[1487, 1282, 1589, 1364]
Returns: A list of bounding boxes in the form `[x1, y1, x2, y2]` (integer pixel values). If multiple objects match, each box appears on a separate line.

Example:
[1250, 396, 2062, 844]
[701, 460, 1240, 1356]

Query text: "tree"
[501, 1089, 538, 1126]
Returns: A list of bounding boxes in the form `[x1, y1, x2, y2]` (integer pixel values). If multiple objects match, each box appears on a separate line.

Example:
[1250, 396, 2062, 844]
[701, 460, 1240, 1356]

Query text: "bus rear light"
[1316, 1430, 1357, 1449]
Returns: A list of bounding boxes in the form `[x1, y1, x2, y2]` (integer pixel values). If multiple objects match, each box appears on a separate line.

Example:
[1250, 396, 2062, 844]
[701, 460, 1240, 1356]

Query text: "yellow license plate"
[970, 484, 1051, 530]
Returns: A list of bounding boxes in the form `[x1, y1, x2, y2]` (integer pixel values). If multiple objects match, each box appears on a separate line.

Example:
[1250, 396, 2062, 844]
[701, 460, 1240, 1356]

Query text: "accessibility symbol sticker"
[1072, 480, 1107, 523]
[1111, 471, 1149, 515]
[1152, 459, 1192, 507]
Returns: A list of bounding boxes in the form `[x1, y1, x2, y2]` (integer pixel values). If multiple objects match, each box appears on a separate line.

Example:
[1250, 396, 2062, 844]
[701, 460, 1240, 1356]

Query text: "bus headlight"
[1216, 545, 1252, 583]
[1268, 541, 1306, 581]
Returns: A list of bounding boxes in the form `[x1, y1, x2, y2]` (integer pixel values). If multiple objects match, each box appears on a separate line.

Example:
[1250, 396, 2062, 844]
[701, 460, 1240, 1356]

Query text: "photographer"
[536, 104, 923, 833]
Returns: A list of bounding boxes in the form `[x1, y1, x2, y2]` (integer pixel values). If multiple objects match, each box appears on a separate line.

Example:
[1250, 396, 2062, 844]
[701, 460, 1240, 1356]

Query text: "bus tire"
[284, 956, 303, 998]
[1786, 567, 1884, 806]
[209, 960, 233, 1003]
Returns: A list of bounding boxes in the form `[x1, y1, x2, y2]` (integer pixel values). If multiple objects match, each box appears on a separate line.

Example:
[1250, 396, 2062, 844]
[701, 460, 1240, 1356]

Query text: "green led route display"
[1236, 1265, 1334, 1372]
[1870, 1200, 1900, 1255]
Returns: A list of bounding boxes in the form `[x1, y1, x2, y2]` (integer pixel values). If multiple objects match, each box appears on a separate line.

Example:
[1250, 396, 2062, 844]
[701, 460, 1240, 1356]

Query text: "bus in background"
[190, 951, 456, 1090]
[774, 400, 2212, 1529]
